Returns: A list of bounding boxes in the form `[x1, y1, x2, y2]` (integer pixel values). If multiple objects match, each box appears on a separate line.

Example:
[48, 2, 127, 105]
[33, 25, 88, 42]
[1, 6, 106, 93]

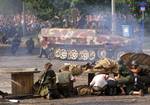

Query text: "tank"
[38, 28, 141, 61]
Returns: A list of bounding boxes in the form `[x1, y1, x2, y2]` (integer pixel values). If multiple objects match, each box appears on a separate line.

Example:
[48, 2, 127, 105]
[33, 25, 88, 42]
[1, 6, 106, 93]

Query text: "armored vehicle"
[38, 28, 141, 61]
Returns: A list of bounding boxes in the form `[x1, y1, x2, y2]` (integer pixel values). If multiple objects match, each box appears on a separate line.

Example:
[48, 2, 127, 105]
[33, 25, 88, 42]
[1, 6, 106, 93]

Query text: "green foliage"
[24, 0, 55, 20]
[126, 0, 150, 19]
[23, 0, 111, 21]
[23, 0, 150, 21]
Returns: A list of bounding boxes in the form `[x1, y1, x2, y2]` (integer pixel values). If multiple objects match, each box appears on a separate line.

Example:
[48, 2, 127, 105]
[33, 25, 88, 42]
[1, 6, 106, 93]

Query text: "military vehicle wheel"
[68, 49, 78, 60]
[79, 49, 89, 61]
[89, 50, 96, 61]
[97, 49, 107, 59]
[59, 48, 68, 60]
[54, 48, 61, 58]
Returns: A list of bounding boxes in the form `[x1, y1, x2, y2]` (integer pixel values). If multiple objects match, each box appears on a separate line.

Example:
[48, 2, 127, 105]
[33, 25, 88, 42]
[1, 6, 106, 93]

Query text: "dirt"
[0, 48, 150, 105]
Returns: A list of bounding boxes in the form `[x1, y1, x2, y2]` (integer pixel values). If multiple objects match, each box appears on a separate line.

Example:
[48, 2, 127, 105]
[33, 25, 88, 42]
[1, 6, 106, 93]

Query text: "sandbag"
[60, 64, 83, 76]
[94, 58, 119, 74]
[69, 65, 83, 76]
[74, 85, 93, 96]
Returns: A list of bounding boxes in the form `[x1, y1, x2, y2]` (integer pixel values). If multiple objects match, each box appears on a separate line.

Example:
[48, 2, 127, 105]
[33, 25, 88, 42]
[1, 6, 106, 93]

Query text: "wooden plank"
[11, 72, 33, 95]
[0, 68, 39, 74]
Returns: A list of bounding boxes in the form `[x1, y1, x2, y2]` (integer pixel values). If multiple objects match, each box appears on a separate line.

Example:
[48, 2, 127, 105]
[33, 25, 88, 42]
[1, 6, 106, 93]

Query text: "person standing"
[11, 35, 21, 55]
[38, 37, 48, 58]
[26, 38, 35, 54]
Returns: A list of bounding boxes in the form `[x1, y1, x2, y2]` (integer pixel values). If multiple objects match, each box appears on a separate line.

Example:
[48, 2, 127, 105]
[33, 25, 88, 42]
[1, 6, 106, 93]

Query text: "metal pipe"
[22, 1, 25, 36]
[111, 0, 116, 35]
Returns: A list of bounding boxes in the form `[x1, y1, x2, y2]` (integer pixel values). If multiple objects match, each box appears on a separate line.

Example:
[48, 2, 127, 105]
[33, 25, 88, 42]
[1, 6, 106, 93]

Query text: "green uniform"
[34, 69, 58, 98]
[57, 71, 74, 97]
[117, 63, 133, 94]
[133, 65, 150, 93]
[139, 65, 150, 86]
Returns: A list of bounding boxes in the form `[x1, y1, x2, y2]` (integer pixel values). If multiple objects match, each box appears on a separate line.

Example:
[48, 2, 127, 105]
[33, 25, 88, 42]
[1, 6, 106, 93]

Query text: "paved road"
[1, 95, 150, 105]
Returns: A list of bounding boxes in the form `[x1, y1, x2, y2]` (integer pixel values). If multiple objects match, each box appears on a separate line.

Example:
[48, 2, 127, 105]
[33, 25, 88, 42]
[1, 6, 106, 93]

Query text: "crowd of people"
[85, 12, 139, 35]
[0, 13, 51, 44]
[0, 11, 140, 43]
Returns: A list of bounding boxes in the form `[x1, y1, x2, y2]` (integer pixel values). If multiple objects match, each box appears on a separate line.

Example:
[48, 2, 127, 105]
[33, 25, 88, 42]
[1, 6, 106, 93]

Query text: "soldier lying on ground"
[33, 62, 60, 99]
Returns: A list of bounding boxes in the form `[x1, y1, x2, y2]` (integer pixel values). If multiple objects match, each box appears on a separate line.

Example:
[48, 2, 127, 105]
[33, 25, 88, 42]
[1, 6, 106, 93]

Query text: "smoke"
[0, 0, 143, 60]
[0, 0, 22, 15]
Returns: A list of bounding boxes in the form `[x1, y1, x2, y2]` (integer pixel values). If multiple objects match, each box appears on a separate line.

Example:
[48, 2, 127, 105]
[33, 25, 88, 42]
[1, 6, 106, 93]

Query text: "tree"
[23, 0, 150, 21]
[23, 0, 55, 20]
[126, 0, 150, 19]
[23, 0, 82, 20]
[23, 0, 111, 21]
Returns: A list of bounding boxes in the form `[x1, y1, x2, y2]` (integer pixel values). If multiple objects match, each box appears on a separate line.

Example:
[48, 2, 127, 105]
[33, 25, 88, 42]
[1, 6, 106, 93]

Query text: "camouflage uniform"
[117, 60, 133, 94]
[34, 69, 60, 99]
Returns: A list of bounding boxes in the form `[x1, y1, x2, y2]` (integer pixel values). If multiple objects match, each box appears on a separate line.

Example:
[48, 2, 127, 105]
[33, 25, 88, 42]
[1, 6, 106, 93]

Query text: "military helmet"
[44, 62, 53, 70]
[131, 60, 139, 66]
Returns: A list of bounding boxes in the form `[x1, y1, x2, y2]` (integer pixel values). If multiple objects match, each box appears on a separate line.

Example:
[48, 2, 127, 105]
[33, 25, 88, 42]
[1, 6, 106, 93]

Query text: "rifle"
[33, 72, 46, 95]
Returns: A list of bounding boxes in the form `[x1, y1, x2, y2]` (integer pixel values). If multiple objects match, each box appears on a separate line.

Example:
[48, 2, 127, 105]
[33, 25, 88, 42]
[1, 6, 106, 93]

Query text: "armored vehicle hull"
[38, 28, 140, 61]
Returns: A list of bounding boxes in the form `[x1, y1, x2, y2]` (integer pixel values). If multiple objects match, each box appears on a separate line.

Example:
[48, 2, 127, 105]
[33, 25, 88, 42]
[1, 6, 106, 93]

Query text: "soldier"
[57, 65, 75, 97]
[38, 37, 48, 58]
[11, 36, 21, 55]
[33, 62, 60, 99]
[1, 35, 7, 44]
[26, 38, 35, 54]
[90, 72, 108, 95]
[129, 60, 148, 96]
[105, 73, 118, 96]
[115, 59, 133, 95]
